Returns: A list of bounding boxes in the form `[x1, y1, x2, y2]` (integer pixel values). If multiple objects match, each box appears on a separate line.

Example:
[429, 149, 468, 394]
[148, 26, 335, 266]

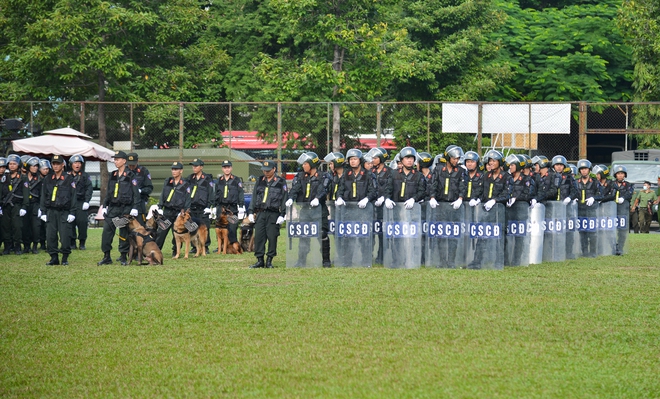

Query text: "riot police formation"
[214, 160, 245, 251]
[1, 154, 29, 254]
[97, 151, 141, 266]
[187, 158, 214, 253]
[286, 152, 332, 267]
[127, 152, 154, 224]
[154, 162, 192, 254]
[40, 155, 77, 265]
[248, 160, 287, 269]
[68, 155, 94, 250]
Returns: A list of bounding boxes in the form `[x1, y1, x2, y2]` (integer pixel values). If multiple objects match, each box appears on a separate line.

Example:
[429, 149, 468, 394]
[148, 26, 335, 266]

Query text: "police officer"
[286, 152, 331, 267]
[38, 159, 51, 250]
[547, 155, 578, 204]
[40, 155, 77, 265]
[532, 155, 551, 203]
[23, 157, 43, 254]
[187, 158, 214, 253]
[610, 165, 634, 254]
[505, 154, 532, 207]
[155, 162, 192, 253]
[215, 160, 245, 251]
[385, 147, 426, 267]
[364, 147, 392, 264]
[127, 153, 153, 224]
[1, 154, 29, 254]
[593, 164, 615, 202]
[97, 151, 141, 266]
[336, 149, 379, 266]
[324, 152, 346, 202]
[463, 151, 485, 207]
[248, 160, 287, 269]
[575, 159, 603, 257]
[68, 154, 93, 250]
[0, 157, 6, 254]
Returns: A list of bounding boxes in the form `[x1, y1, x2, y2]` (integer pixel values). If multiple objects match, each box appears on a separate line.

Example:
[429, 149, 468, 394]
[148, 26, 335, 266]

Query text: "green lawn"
[1, 229, 659, 398]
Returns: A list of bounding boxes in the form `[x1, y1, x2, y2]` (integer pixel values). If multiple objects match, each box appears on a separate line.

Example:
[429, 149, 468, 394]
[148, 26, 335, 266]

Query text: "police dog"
[215, 207, 243, 255]
[241, 212, 257, 252]
[173, 209, 208, 259]
[126, 216, 164, 265]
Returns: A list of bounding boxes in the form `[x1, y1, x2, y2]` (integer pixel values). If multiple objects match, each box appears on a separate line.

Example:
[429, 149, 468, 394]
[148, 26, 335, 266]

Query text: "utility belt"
[256, 207, 280, 213]
[109, 200, 133, 206]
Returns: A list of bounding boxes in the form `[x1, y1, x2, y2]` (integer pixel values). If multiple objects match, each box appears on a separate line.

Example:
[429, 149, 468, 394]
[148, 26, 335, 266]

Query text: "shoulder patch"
[147, 174, 151, 179]
[132, 179, 137, 186]
[71, 182, 76, 189]
[238, 182, 242, 188]
[186, 187, 191, 193]
[24, 181, 29, 188]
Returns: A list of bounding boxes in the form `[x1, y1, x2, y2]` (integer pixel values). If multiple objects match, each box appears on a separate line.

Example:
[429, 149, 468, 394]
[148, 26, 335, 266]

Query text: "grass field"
[1, 228, 659, 398]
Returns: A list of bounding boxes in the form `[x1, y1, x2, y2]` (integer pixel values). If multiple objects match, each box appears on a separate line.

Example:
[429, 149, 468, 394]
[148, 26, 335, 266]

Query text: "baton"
[288, 205, 293, 251]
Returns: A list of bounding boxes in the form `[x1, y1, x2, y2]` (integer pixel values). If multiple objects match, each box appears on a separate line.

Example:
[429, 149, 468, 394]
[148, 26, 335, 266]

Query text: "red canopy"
[220, 131, 396, 150]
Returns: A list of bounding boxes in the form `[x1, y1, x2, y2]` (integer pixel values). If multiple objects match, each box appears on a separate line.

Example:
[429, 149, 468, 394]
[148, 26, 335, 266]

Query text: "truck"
[611, 149, 660, 189]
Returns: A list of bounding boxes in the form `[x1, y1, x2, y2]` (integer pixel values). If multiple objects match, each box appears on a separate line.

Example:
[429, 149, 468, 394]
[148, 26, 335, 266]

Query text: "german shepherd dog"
[173, 209, 208, 259]
[126, 216, 164, 265]
[215, 207, 243, 255]
[240, 210, 257, 253]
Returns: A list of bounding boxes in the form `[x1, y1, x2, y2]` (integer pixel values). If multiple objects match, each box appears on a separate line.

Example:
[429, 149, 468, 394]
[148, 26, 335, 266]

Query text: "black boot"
[15, 244, 23, 255]
[265, 256, 274, 268]
[98, 252, 113, 265]
[46, 255, 59, 266]
[79, 240, 86, 250]
[61, 254, 69, 266]
[119, 253, 128, 266]
[249, 257, 265, 268]
[31, 243, 39, 254]
[322, 237, 332, 268]
[71, 240, 78, 250]
[40, 242, 46, 250]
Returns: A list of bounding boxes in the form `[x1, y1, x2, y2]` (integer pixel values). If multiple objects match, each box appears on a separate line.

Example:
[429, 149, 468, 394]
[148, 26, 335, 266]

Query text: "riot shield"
[328, 203, 337, 265]
[565, 201, 580, 260]
[505, 201, 531, 267]
[577, 202, 599, 258]
[615, 200, 630, 255]
[372, 205, 385, 265]
[420, 202, 428, 267]
[425, 202, 467, 269]
[334, 202, 374, 267]
[286, 203, 323, 268]
[465, 203, 505, 270]
[542, 201, 567, 263]
[597, 201, 617, 257]
[528, 203, 546, 265]
[383, 203, 423, 269]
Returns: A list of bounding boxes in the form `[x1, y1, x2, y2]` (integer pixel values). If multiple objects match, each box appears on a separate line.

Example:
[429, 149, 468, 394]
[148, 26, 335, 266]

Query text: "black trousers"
[253, 210, 281, 258]
[46, 208, 72, 256]
[101, 204, 131, 254]
[1, 204, 23, 249]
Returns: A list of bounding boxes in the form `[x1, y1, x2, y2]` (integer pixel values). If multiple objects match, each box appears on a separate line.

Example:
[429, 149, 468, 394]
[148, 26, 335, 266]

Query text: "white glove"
[19, 209, 27, 217]
[616, 197, 624, 204]
[335, 198, 345, 207]
[562, 197, 572, 205]
[138, 189, 142, 194]
[530, 199, 537, 209]
[404, 198, 415, 210]
[276, 216, 285, 225]
[0, 207, 2, 216]
[82, 202, 90, 210]
[210, 208, 217, 220]
[451, 198, 463, 210]
[375, 196, 385, 207]
[573, 198, 578, 204]
[285, 199, 294, 207]
[38, 209, 42, 218]
[385, 199, 395, 209]
[429, 198, 438, 209]
[310, 198, 319, 207]
[101, 207, 108, 217]
[484, 199, 496, 211]
[157, 207, 163, 215]
[130, 209, 139, 217]
[469, 198, 481, 207]
[358, 197, 369, 208]
[586, 197, 595, 206]
[248, 214, 255, 223]
[238, 206, 245, 219]
[204, 207, 212, 214]
[40, 214, 47, 222]
[507, 198, 516, 207]
[67, 214, 75, 223]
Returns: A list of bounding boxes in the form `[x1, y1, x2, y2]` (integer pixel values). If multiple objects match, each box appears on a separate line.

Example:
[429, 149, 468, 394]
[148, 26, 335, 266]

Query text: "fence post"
[326, 103, 330, 155]
[477, 103, 483, 154]
[579, 101, 587, 160]
[30, 102, 33, 136]
[179, 103, 184, 163]
[376, 102, 382, 147]
[129, 103, 134, 151]
[80, 102, 85, 134]
[228, 102, 233, 159]
[277, 102, 282, 172]
[427, 103, 431, 152]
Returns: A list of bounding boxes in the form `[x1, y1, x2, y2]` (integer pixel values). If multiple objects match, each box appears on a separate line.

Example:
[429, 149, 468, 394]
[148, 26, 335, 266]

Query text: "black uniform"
[40, 171, 77, 261]
[23, 172, 43, 252]
[372, 165, 393, 264]
[215, 174, 245, 244]
[389, 168, 426, 267]
[1, 171, 29, 253]
[464, 170, 485, 203]
[248, 174, 287, 264]
[575, 176, 603, 258]
[428, 164, 466, 268]
[101, 168, 141, 255]
[611, 179, 634, 255]
[187, 172, 214, 250]
[156, 177, 192, 251]
[69, 170, 93, 249]
[288, 170, 330, 266]
[132, 165, 153, 221]
[509, 173, 532, 203]
[547, 170, 578, 202]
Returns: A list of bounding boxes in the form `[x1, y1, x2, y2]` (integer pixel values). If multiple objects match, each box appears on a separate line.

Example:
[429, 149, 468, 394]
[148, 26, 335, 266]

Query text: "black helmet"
[324, 152, 345, 168]
[531, 155, 545, 165]
[446, 146, 464, 160]
[69, 154, 85, 164]
[552, 155, 568, 167]
[297, 152, 320, 169]
[418, 152, 433, 168]
[520, 154, 532, 168]
[20, 155, 30, 168]
[484, 149, 504, 165]
[577, 159, 592, 171]
[26, 156, 40, 167]
[0, 157, 6, 168]
[346, 149, 363, 161]
[612, 165, 627, 178]
[505, 154, 522, 170]
[568, 164, 578, 176]
[365, 147, 388, 164]
[464, 151, 480, 163]
[39, 159, 51, 170]
[592, 164, 610, 179]
[534, 155, 551, 169]
[399, 147, 417, 159]
[7, 154, 21, 165]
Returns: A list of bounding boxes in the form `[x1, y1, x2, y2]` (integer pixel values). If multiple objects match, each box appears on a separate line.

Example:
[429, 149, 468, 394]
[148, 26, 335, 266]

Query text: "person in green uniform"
[630, 189, 640, 234]
[97, 151, 141, 266]
[633, 181, 657, 234]
[248, 160, 287, 269]
[40, 155, 77, 265]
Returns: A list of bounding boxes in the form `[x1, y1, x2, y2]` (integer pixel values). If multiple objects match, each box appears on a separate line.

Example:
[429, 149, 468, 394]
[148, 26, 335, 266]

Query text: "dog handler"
[154, 162, 191, 254]
[214, 160, 245, 251]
